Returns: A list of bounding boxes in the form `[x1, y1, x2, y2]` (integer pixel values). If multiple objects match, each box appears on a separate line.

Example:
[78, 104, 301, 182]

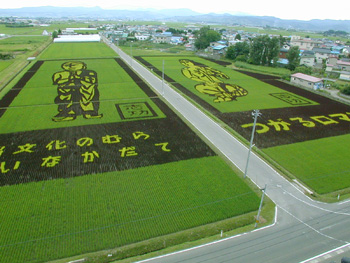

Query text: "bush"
[0, 53, 14, 60]
[236, 54, 248, 62]
[293, 65, 312, 75]
[341, 84, 350, 95]
[281, 74, 291, 81]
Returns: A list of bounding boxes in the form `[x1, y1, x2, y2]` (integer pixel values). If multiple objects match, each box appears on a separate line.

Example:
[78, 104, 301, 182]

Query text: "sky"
[3, 0, 350, 21]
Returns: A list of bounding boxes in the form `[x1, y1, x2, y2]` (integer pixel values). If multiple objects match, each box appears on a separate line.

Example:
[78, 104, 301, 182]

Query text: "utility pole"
[130, 41, 133, 66]
[244, 109, 261, 179]
[255, 184, 267, 228]
[162, 60, 165, 96]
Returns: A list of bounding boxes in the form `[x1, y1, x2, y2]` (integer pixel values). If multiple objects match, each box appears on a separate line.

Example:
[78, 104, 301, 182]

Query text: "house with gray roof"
[300, 54, 315, 67]
[153, 32, 172, 44]
[326, 58, 350, 80]
[290, 36, 322, 51]
[312, 47, 333, 63]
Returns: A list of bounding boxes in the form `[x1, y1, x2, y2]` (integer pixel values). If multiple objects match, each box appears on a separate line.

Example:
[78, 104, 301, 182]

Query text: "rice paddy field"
[137, 55, 350, 195]
[0, 42, 261, 262]
[0, 36, 51, 89]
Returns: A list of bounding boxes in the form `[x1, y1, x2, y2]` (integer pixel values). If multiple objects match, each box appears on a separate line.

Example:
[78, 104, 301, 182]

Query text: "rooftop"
[291, 73, 323, 83]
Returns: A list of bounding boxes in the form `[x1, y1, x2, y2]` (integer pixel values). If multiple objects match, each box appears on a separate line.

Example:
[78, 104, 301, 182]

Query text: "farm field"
[39, 42, 118, 60]
[0, 36, 51, 89]
[0, 23, 97, 36]
[137, 55, 350, 195]
[0, 42, 261, 262]
[136, 56, 318, 113]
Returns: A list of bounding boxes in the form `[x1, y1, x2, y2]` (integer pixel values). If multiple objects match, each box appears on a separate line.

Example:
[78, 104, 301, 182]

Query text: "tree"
[226, 42, 250, 61]
[166, 28, 185, 35]
[235, 34, 241, 41]
[342, 85, 350, 95]
[249, 35, 280, 66]
[266, 37, 280, 66]
[279, 35, 287, 47]
[194, 26, 221, 50]
[52, 30, 58, 39]
[286, 46, 300, 71]
[249, 35, 269, 65]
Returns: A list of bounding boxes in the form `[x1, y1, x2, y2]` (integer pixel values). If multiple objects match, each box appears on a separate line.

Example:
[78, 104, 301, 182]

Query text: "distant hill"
[0, 6, 201, 20]
[0, 6, 350, 32]
[172, 14, 350, 32]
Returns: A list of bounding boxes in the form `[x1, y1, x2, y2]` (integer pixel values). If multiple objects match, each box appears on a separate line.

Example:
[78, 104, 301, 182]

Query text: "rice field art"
[0, 43, 260, 262]
[136, 55, 350, 195]
[179, 59, 248, 103]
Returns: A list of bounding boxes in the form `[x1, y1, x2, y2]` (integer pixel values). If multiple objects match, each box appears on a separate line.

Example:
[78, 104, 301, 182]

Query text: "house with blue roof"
[207, 41, 228, 57]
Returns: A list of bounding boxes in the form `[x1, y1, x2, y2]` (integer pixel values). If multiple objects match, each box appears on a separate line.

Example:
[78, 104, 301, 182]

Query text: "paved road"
[327, 89, 350, 104]
[104, 39, 350, 263]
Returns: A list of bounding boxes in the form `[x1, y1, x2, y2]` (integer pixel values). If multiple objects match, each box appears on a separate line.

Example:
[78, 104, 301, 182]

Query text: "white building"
[53, 34, 101, 43]
[135, 33, 150, 41]
[291, 73, 323, 90]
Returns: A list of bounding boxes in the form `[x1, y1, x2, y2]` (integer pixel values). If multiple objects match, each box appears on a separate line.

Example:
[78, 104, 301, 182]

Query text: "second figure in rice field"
[179, 59, 248, 103]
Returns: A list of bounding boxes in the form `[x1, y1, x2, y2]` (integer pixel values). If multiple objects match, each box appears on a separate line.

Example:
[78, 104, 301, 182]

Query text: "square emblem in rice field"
[116, 102, 158, 120]
[269, 93, 313, 105]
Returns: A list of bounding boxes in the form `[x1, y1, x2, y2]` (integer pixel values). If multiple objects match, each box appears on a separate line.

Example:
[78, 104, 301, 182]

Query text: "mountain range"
[1, 6, 350, 32]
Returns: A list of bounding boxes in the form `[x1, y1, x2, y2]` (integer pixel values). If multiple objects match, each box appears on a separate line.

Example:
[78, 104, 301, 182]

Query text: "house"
[328, 56, 338, 66]
[326, 58, 350, 80]
[337, 60, 350, 72]
[135, 33, 150, 41]
[291, 73, 323, 90]
[112, 32, 128, 43]
[207, 41, 228, 56]
[300, 55, 315, 67]
[331, 45, 343, 55]
[339, 72, 350, 81]
[290, 36, 322, 51]
[153, 32, 172, 44]
[312, 47, 333, 63]
[342, 47, 350, 56]
[212, 45, 227, 56]
[170, 36, 183, 45]
[278, 48, 289, 59]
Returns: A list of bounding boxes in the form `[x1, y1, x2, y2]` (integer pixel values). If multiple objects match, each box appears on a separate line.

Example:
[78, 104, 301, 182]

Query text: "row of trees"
[225, 35, 300, 70]
[193, 26, 300, 70]
[0, 53, 14, 60]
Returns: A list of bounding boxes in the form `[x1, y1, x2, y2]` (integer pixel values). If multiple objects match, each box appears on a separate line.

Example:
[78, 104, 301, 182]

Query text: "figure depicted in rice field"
[52, 61, 103, 122]
[179, 59, 248, 103]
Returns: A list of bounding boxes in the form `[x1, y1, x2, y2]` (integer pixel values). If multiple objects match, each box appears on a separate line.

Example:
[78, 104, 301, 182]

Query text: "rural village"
[1, 9, 350, 263]
[7, 17, 349, 94]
